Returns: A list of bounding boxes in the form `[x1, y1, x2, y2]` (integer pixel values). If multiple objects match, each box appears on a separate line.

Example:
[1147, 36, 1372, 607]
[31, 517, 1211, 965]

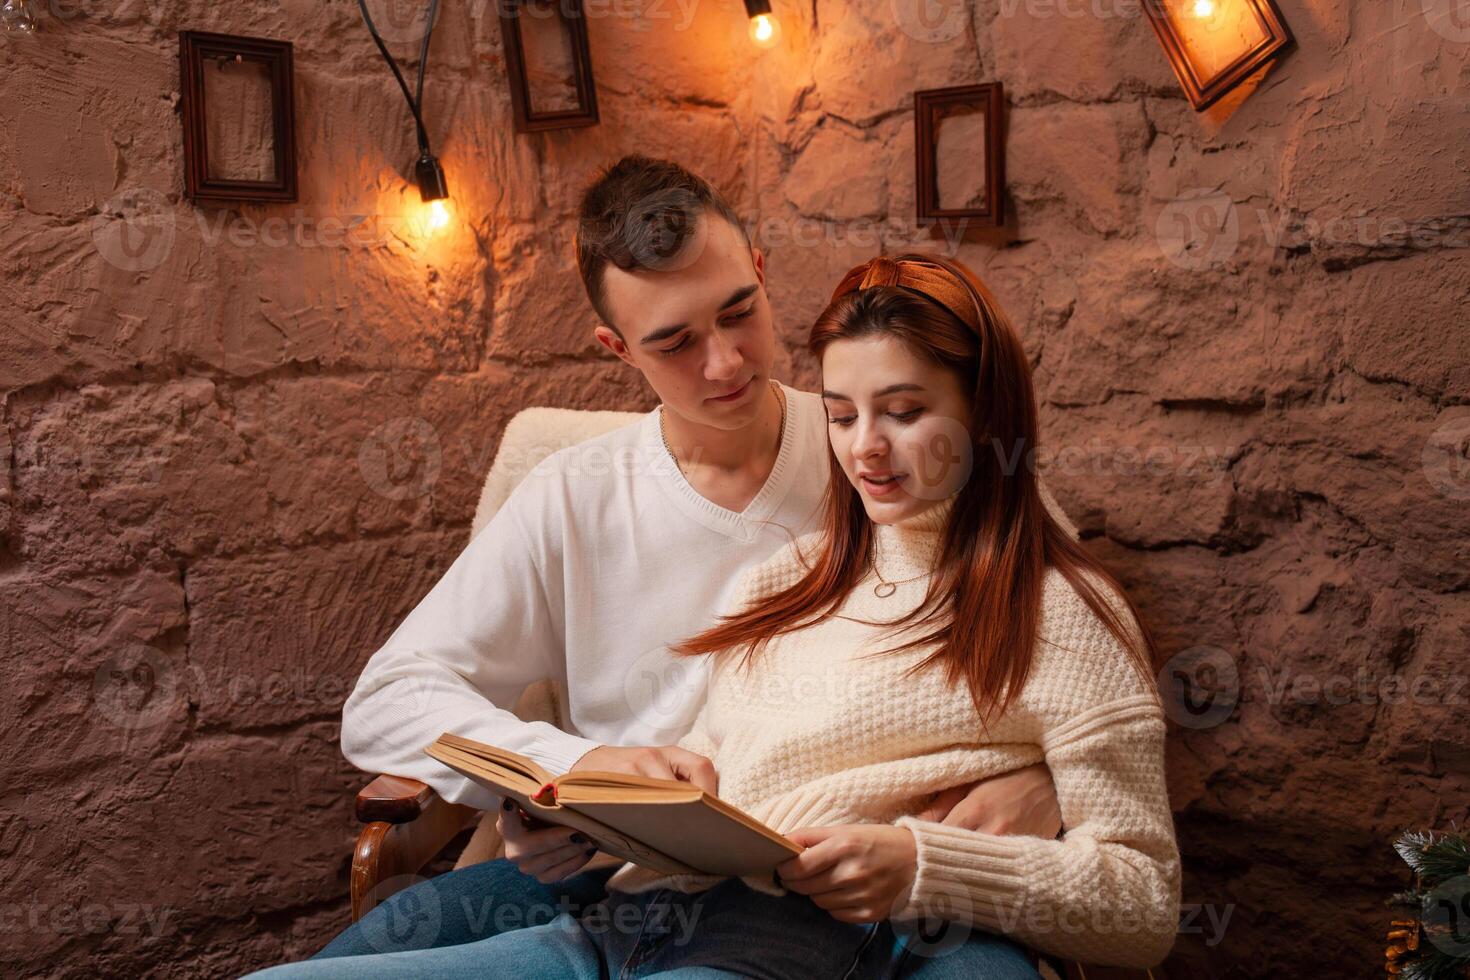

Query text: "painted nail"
[502, 798, 514, 811]
[584, 848, 596, 857]
[571, 833, 587, 844]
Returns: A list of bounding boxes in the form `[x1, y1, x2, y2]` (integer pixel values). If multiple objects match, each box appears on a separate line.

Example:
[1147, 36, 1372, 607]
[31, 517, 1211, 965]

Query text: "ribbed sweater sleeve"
[894, 693, 1179, 967]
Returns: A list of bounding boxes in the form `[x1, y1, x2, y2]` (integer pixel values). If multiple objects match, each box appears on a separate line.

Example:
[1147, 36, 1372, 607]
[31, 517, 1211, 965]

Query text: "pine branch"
[1395, 831, 1470, 885]
[1400, 946, 1470, 980]
[1390, 889, 1426, 909]
[1397, 831, 1442, 874]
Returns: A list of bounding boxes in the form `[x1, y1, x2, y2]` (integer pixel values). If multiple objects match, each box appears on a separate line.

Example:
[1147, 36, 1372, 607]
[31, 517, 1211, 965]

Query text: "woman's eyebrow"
[821, 383, 927, 401]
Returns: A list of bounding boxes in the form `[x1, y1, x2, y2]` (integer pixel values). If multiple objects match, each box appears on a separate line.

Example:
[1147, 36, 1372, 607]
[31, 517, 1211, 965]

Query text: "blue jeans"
[244, 859, 1038, 979]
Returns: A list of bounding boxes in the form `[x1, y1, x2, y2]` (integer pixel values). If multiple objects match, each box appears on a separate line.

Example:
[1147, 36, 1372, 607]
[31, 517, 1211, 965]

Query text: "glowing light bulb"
[748, 12, 780, 48]
[1191, 0, 1215, 18]
[428, 198, 451, 231]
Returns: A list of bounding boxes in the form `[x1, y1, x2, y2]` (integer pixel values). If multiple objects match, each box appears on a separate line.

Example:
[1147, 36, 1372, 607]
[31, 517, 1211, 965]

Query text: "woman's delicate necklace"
[868, 533, 927, 598]
[869, 559, 927, 598]
[659, 379, 785, 478]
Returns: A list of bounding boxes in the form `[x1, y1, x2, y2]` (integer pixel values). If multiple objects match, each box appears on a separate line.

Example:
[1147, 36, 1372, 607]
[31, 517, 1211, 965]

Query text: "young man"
[315, 157, 1061, 973]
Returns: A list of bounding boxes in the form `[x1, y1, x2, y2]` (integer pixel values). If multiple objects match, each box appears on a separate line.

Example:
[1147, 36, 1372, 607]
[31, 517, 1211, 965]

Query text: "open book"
[426, 733, 802, 876]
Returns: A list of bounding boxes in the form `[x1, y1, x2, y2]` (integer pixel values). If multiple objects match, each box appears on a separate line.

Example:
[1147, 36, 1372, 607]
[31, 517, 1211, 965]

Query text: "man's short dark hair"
[575, 155, 750, 336]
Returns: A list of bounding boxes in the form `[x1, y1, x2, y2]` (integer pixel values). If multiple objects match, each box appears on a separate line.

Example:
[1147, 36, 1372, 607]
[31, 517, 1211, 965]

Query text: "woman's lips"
[860, 474, 906, 497]
[709, 378, 753, 402]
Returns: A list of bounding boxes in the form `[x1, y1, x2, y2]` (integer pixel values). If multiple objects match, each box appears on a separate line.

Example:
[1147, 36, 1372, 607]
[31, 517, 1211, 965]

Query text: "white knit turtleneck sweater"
[603, 497, 1181, 968]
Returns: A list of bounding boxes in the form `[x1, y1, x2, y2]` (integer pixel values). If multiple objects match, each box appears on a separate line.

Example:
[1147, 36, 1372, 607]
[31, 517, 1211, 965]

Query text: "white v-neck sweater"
[340, 384, 830, 810]
[604, 499, 1181, 969]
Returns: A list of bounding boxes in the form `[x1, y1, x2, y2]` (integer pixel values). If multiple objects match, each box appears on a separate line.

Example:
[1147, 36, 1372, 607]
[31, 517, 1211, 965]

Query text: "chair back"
[471, 407, 643, 539]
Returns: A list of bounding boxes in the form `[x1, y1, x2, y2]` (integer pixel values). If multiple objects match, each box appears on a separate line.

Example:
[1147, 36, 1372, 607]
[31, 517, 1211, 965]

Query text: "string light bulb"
[360, 0, 454, 236]
[414, 152, 451, 233]
[1192, 0, 1215, 18]
[415, 152, 449, 202]
[744, 0, 780, 49]
[428, 198, 451, 231]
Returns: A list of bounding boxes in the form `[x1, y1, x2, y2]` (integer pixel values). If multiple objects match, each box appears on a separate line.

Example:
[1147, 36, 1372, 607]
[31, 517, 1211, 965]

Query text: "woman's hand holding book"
[775, 825, 919, 924]
[498, 797, 601, 884]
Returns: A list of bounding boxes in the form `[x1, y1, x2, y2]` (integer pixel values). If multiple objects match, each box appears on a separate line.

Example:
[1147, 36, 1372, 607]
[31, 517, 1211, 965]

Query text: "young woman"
[246, 254, 1179, 979]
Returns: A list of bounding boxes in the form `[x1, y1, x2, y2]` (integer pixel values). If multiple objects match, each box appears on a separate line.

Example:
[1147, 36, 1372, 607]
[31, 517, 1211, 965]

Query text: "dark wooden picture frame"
[914, 83, 1005, 228]
[497, 0, 599, 133]
[179, 31, 297, 203]
[1141, 0, 1293, 112]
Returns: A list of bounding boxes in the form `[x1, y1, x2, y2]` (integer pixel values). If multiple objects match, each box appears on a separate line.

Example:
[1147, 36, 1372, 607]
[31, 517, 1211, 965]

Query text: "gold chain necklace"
[659, 379, 785, 477]
[868, 558, 927, 598]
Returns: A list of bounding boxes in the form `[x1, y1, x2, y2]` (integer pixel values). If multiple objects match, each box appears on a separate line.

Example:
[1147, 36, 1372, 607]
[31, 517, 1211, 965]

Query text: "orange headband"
[829, 255, 983, 335]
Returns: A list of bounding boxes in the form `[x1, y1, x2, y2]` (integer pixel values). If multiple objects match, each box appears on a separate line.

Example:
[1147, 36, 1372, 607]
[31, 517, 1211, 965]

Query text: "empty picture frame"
[1141, 0, 1293, 112]
[179, 31, 298, 203]
[914, 83, 1005, 227]
[498, 0, 599, 132]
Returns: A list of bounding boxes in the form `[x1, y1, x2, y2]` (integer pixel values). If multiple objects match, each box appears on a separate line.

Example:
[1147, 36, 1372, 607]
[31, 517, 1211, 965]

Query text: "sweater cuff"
[893, 816, 1029, 925]
[525, 728, 603, 776]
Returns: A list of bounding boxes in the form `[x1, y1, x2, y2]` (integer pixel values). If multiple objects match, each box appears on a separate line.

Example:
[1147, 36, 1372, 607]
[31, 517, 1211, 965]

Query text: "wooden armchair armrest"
[350, 774, 480, 920]
[345, 680, 567, 920]
[356, 774, 437, 824]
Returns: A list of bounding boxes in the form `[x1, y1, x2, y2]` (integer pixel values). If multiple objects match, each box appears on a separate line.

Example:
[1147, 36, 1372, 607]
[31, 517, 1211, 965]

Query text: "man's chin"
[688, 384, 770, 428]
[688, 402, 763, 431]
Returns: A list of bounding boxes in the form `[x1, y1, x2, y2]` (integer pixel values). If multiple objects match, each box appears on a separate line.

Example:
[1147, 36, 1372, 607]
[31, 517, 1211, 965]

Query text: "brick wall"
[1, 1, 1466, 975]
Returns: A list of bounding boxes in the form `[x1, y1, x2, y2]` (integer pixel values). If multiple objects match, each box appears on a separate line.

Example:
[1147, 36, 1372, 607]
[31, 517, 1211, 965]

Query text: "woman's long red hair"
[673, 253, 1157, 722]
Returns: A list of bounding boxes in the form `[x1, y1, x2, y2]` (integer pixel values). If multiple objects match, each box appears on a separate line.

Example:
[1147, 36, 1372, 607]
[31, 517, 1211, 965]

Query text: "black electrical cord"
[413, 0, 437, 126]
[358, 0, 442, 156]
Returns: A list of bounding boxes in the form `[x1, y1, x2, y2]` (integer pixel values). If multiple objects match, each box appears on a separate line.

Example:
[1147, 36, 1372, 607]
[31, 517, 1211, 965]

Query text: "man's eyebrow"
[637, 284, 760, 346]
[821, 383, 928, 401]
